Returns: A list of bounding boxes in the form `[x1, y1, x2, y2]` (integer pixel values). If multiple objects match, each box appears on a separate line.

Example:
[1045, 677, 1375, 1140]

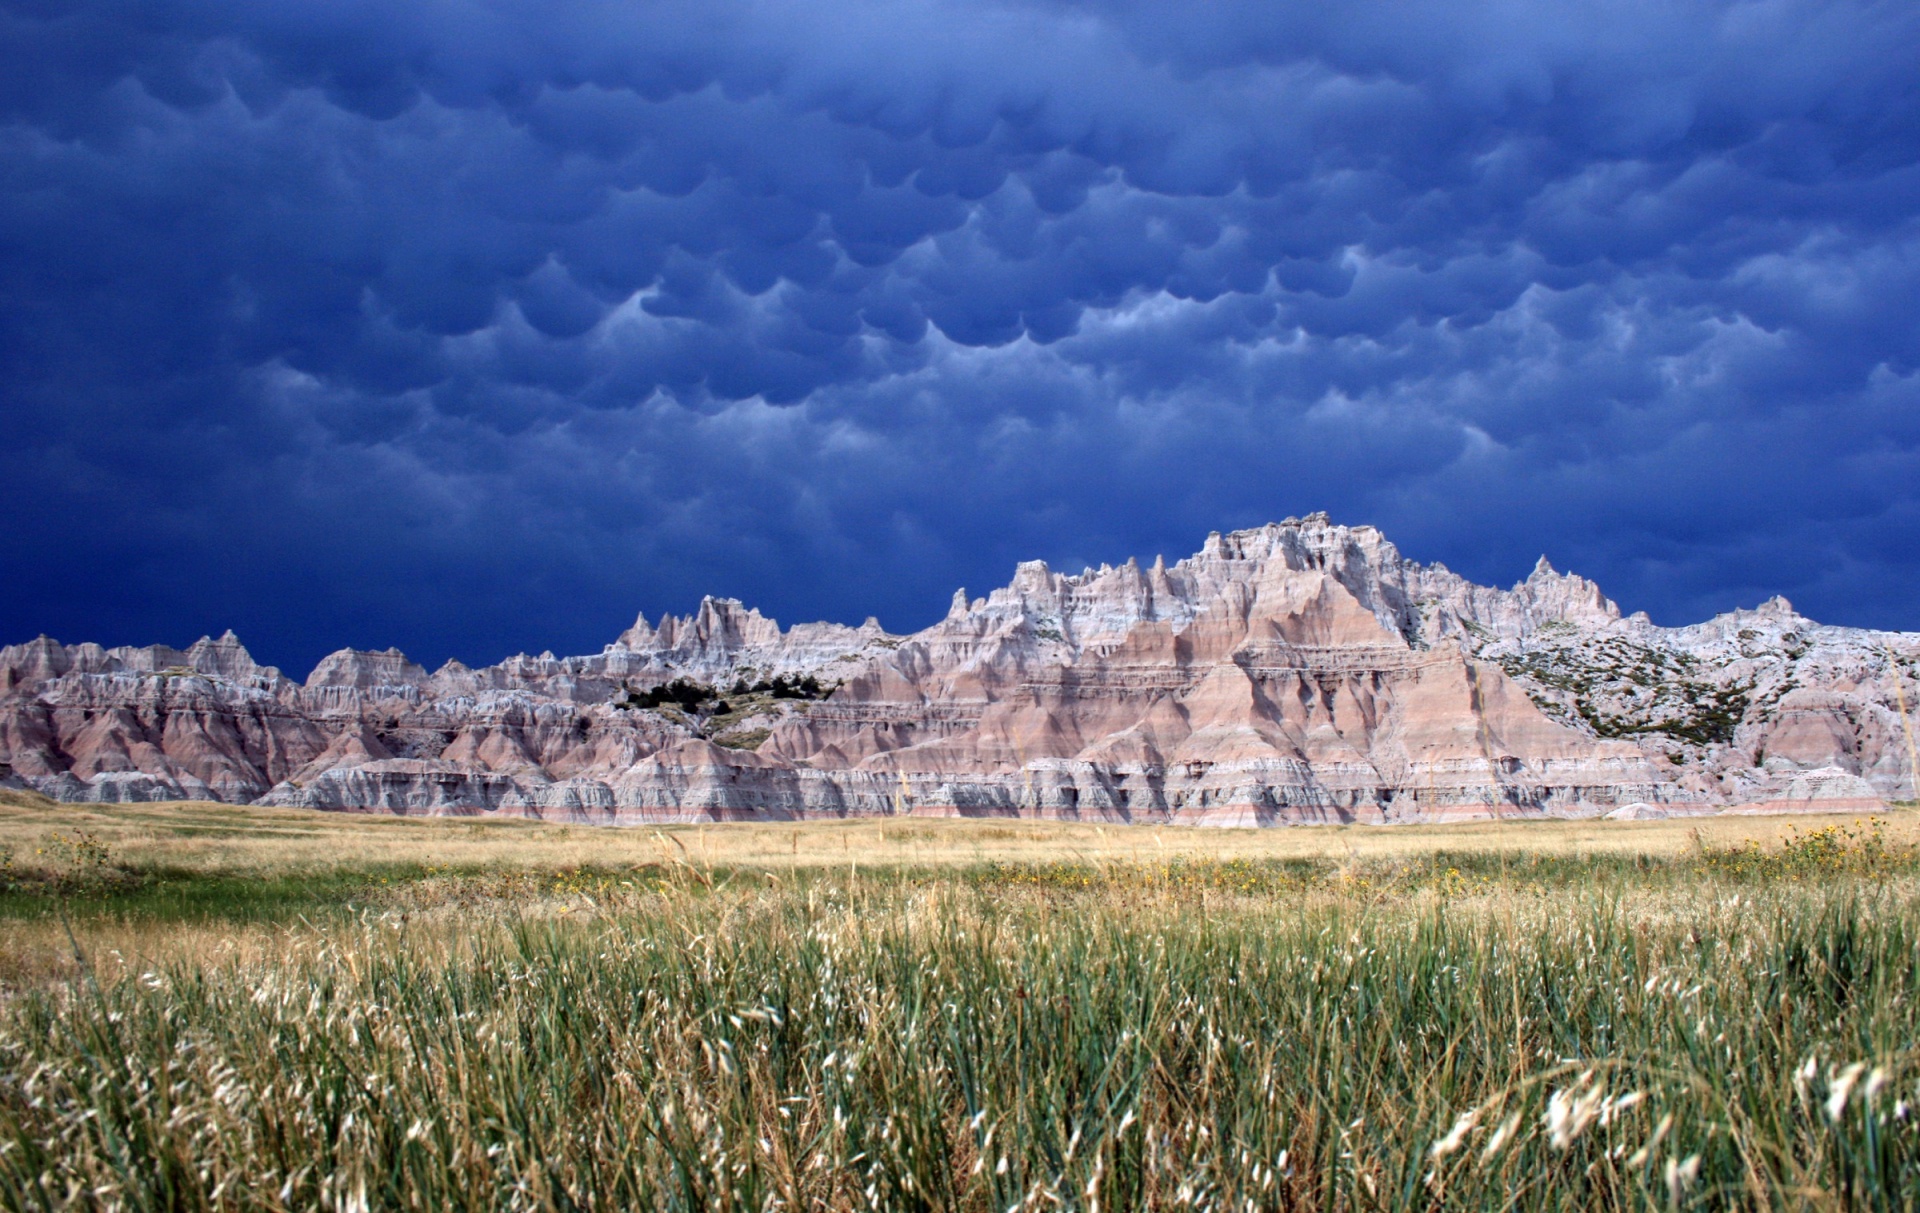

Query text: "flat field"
[3, 791, 1919, 1209]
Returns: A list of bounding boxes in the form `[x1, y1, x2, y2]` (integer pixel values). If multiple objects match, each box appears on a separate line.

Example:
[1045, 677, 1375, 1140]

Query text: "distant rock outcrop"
[4, 516, 1914, 824]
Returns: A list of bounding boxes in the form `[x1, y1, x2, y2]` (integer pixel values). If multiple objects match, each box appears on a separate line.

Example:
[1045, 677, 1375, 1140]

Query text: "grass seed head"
[1827, 1062, 1868, 1123]
[1431, 1109, 1480, 1157]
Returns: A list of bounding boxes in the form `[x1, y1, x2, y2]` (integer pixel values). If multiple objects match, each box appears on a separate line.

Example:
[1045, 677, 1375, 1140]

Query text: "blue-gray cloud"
[2, 0, 1918, 674]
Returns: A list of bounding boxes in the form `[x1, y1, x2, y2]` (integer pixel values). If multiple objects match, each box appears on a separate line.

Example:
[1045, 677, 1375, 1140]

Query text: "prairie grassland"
[2, 794, 1919, 1209]
[7, 789, 1918, 880]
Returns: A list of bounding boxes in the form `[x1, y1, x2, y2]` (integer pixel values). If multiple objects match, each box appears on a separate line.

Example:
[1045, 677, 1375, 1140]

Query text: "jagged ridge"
[2, 515, 1912, 824]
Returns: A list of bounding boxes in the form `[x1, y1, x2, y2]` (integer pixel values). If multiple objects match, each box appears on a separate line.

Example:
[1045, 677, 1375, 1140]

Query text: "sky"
[3, 0, 1919, 677]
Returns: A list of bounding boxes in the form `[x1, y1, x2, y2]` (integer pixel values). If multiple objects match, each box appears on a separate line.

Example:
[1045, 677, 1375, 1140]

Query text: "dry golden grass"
[3, 791, 1917, 879]
[6, 854, 1920, 1208]
[10, 792, 1920, 1207]
[8, 793, 1907, 988]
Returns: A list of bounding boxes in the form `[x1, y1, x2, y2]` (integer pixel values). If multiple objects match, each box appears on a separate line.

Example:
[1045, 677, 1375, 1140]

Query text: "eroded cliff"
[4, 516, 1912, 823]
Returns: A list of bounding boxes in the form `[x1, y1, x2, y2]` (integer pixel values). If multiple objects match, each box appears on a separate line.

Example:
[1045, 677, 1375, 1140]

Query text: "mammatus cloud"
[2, 0, 1918, 672]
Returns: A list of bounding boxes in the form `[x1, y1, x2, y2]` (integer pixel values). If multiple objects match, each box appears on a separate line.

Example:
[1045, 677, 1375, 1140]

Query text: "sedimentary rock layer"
[4, 516, 1915, 824]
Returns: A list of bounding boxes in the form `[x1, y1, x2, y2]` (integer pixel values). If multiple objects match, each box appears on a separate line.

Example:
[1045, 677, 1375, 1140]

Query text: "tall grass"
[2, 870, 1917, 1210]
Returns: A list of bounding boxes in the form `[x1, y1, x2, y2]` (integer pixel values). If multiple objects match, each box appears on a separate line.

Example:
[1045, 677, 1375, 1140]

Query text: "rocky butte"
[3, 517, 1916, 824]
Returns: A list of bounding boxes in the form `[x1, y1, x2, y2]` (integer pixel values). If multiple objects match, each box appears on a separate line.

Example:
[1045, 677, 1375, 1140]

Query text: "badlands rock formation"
[4, 517, 1916, 824]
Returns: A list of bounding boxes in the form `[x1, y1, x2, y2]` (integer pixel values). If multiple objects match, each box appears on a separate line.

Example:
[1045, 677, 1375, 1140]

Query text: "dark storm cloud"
[2, 0, 1918, 673]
